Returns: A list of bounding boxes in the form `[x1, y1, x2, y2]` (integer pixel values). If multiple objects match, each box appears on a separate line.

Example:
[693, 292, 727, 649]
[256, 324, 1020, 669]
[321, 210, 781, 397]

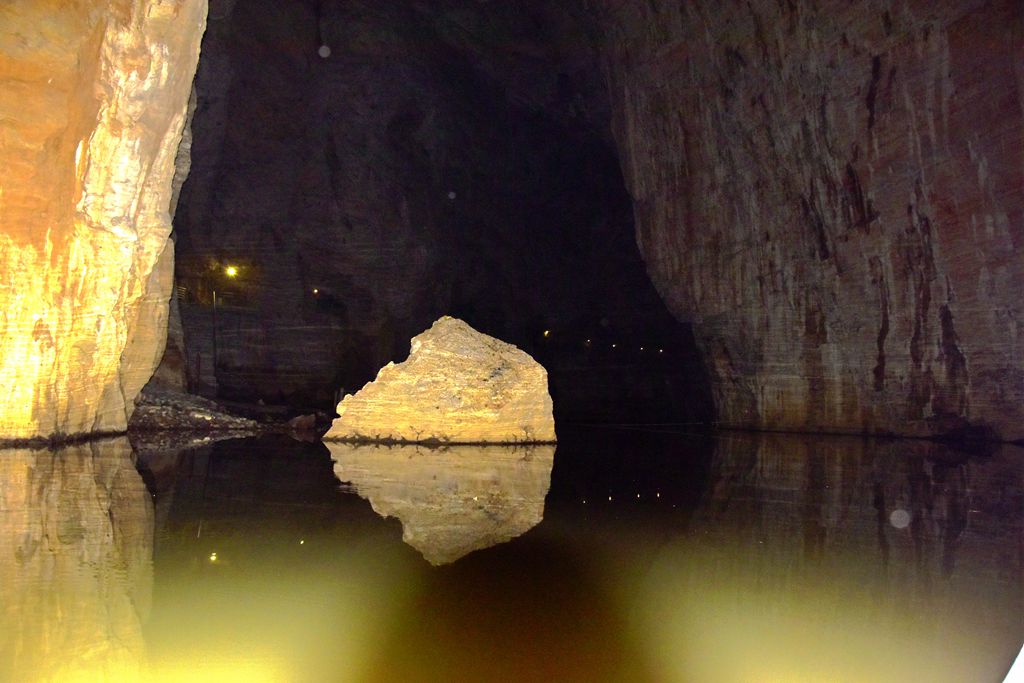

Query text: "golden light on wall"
[0, 0, 207, 439]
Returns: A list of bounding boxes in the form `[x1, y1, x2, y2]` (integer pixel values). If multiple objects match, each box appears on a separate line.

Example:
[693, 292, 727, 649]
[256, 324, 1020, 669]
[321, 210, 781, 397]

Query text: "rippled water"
[1, 428, 1021, 682]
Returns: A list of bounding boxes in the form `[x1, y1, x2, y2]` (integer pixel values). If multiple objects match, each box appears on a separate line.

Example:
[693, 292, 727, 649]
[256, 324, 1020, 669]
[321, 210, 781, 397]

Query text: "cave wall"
[594, 0, 1024, 440]
[0, 1, 207, 439]
[175, 0, 700, 418]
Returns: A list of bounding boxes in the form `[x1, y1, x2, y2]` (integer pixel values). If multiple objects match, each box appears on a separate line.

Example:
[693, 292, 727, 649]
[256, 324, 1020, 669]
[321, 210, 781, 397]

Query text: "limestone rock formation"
[0, 1, 207, 439]
[328, 442, 554, 565]
[0, 438, 153, 681]
[324, 317, 556, 443]
[594, 0, 1024, 440]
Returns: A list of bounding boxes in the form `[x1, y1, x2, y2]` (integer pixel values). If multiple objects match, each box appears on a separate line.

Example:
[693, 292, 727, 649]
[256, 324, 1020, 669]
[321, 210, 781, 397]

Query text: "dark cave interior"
[172, 0, 713, 424]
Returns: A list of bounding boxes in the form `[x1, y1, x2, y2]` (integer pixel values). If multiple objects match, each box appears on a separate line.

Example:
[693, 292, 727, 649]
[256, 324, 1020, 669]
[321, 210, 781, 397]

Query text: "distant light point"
[318, 45, 332, 58]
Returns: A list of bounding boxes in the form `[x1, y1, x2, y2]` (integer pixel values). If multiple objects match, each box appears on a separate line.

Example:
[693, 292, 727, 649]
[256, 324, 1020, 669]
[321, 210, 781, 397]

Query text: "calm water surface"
[1, 428, 1021, 682]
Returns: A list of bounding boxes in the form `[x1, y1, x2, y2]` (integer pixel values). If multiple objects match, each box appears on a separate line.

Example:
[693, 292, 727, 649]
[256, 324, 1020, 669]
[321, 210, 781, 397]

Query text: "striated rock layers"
[328, 442, 554, 565]
[0, 1, 207, 439]
[595, 0, 1024, 440]
[325, 317, 556, 443]
[0, 438, 153, 681]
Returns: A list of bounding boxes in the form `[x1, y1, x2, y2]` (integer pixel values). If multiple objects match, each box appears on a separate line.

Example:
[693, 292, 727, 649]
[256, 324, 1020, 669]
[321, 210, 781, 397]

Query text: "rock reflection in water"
[0, 438, 153, 682]
[328, 443, 554, 565]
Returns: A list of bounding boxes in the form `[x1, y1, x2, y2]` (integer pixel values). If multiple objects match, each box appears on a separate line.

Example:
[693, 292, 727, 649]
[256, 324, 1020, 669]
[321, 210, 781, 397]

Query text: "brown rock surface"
[128, 385, 260, 432]
[0, 438, 153, 681]
[0, 1, 207, 439]
[595, 0, 1024, 440]
[328, 442, 554, 565]
[324, 317, 556, 443]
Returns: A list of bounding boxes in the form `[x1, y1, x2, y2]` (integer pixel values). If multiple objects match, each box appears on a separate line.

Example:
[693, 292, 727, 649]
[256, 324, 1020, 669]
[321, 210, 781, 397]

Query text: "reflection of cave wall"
[0, 439, 153, 681]
[636, 433, 1024, 683]
[697, 434, 1024, 591]
[174, 0, 707, 421]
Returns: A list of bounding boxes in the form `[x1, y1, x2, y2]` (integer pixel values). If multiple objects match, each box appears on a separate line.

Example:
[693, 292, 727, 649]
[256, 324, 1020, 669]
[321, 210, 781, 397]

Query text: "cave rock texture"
[172, 0, 692, 419]
[594, 0, 1024, 439]
[0, 1, 206, 439]
[324, 317, 556, 443]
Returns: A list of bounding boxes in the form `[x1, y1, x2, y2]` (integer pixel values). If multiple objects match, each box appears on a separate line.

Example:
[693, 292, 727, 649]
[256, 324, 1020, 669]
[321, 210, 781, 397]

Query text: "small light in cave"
[608, 496, 612, 501]
[317, 44, 332, 58]
[312, 288, 319, 295]
[656, 492, 661, 498]
[636, 493, 640, 499]
[543, 329, 550, 338]
[611, 343, 617, 349]
[209, 552, 218, 563]
[890, 509, 911, 529]
[658, 348, 664, 354]
[299, 539, 305, 545]
[640, 346, 645, 351]
[447, 190, 457, 200]
[224, 265, 238, 278]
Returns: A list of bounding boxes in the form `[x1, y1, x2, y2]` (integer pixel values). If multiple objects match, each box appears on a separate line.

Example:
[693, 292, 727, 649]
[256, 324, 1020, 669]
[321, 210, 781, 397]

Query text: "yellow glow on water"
[52, 658, 287, 683]
[145, 657, 287, 682]
[623, 537, 1019, 683]
[5, 435, 1019, 682]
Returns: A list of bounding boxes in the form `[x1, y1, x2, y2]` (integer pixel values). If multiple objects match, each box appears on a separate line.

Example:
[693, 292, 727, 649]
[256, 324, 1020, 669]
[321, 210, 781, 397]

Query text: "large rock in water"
[0, 1, 207, 440]
[324, 317, 556, 443]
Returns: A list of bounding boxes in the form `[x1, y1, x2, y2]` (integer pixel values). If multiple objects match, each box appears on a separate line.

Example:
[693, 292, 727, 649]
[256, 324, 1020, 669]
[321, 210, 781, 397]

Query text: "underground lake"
[2, 428, 1022, 681]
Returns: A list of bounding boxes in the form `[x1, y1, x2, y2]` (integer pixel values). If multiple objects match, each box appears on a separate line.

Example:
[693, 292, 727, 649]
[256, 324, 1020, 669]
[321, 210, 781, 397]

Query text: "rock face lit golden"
[325, 317, 556, 443]
[329, 442, 554, 565]
[0, 1, 207, 439]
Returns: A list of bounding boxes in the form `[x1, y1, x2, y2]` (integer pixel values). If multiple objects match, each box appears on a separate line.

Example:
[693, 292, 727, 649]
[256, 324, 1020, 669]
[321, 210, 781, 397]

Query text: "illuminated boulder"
[329, 442, 554, 565]
[324, 317, 556, 443]
[0, 1, 206, 439]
